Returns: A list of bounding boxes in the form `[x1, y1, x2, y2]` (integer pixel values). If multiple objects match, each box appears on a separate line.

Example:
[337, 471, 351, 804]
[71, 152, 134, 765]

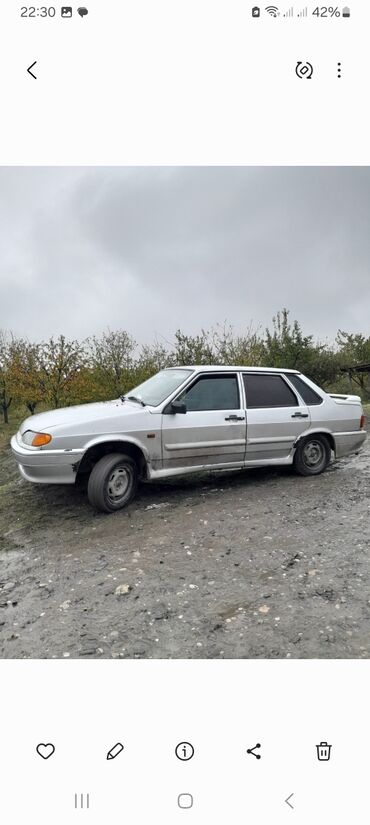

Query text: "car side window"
[286, 373, 323, 405]
[179, 375, 240, 411]
[243, 374, 299, 408]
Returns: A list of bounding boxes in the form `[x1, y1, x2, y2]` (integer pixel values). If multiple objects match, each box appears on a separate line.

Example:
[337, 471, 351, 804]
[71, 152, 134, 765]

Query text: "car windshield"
[124, 369, 193, 406]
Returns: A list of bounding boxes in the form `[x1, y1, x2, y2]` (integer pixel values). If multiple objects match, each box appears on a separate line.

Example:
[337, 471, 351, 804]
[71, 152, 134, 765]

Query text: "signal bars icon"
[283, 5, 307, 15]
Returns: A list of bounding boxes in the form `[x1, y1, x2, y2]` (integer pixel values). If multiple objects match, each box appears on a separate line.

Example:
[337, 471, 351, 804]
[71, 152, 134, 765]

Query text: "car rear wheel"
[87, 453, 138, 513]
[294, 435, 331, 476]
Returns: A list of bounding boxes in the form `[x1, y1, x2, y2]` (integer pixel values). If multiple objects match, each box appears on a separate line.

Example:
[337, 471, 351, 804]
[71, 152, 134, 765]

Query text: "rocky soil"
[0, 440, 369, 659]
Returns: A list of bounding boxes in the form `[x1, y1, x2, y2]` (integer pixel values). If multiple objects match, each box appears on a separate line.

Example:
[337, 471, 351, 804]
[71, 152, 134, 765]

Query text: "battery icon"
[342, 6, 350, 16]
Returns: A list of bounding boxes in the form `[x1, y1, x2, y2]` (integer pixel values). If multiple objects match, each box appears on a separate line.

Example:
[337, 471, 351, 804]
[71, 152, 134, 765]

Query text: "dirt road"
[0, 440, 369, 659]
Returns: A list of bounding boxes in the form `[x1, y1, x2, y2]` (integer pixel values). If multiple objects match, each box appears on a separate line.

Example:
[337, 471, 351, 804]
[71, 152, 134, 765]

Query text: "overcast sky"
[0, 166, 369, 347]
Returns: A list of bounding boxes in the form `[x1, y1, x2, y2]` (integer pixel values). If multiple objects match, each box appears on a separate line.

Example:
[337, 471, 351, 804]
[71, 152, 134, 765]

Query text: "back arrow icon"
[285, 793, 294, 809]
[27, 61, 37, 79]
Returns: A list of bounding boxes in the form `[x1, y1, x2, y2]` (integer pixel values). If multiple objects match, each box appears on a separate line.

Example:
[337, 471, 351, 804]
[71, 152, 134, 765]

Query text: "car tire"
[293, 435, 331, 476]
[87, 453, 138, 513]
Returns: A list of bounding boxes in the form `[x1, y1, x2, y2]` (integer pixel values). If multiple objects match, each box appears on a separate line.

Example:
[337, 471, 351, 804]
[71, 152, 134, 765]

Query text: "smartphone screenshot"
[0, 1, 369, 822]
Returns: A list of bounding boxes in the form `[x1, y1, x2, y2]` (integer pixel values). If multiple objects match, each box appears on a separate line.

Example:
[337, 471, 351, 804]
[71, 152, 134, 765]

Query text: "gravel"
[0, 440, 369, 659]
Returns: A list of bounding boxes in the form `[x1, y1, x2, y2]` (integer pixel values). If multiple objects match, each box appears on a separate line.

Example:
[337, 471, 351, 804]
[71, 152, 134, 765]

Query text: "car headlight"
[22, 430, 52, 447]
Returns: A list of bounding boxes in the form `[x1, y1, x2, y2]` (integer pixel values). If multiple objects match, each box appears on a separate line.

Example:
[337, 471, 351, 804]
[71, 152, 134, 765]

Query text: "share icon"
[247, 743, 261, 759]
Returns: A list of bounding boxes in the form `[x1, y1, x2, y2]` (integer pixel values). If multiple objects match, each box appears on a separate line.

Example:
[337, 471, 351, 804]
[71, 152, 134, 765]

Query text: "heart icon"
[36, 743, 55, 760]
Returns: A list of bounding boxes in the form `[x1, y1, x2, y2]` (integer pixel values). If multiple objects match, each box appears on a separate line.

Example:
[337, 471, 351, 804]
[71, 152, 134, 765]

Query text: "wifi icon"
[265, 5, 279, 15]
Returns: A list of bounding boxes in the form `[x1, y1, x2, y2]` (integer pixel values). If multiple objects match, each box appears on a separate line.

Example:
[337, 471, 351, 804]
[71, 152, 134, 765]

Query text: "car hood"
[19, 399, 149, 434]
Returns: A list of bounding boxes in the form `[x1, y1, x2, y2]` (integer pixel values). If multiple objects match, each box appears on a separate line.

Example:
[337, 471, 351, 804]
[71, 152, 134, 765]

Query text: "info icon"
[175, 742, 194, 762]
[61, 6, 73, 17]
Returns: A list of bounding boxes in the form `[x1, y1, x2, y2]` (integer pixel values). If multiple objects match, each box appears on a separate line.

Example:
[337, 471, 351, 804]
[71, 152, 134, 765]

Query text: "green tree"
[132, 342, 174, 385]
[89, 329, 136, 397]
[38, 335, 87, 408]
[173, 329, 216, 365]
[211, 322, 265, 365]
[8, 338, 42, 414]
[263, 308, 314, 368]
[263, 308, 338, 387]
[336, 331, 370, 396]
[0, 332, 13, 423]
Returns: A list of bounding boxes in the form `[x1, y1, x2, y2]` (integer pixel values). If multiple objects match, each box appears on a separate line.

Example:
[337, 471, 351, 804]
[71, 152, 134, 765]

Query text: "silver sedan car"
[11, 366, 367, 513]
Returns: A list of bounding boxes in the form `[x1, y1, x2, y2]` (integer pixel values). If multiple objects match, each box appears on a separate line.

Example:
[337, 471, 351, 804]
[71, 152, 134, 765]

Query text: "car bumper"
[10, 433, 84, 484]
[333, 430, 367, 458]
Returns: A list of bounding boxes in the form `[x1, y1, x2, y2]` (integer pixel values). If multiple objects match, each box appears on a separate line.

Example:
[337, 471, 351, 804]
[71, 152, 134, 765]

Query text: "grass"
[0, 409, 26, 449]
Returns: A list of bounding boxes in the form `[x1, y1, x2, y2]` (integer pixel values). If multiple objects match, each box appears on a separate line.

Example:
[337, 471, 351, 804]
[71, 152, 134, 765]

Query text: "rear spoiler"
[329, 393, 362, 404]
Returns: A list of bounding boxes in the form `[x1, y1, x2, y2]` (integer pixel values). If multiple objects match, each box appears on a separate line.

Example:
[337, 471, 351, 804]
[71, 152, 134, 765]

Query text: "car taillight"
[360, 414, 366, 429]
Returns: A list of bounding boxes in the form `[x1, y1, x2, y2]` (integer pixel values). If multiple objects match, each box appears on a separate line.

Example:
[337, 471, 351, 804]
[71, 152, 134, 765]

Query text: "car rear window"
[287, 374, 323, 405]
[243, 373, 298, 408]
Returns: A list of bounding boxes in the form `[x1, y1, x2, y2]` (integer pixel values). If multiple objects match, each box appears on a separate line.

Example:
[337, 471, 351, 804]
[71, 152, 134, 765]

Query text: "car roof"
[168, 365, 300, 374]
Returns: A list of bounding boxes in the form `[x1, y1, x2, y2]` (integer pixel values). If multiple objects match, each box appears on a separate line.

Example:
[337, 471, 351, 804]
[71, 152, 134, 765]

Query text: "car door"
[161, 372, 246, 469]
[243, 372, 311, 462]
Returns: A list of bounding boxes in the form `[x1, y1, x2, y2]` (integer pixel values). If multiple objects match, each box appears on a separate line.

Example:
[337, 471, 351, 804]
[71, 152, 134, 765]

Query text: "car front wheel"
[87, 453, 138, 513]
[293, 435, 331, 476]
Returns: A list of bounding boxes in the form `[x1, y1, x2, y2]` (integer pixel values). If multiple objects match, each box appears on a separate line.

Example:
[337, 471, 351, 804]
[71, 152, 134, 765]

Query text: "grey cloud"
[0, 166, 369, 346]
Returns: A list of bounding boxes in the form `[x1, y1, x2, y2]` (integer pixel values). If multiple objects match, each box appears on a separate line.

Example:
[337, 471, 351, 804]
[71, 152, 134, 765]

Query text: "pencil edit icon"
[107, 742, 124, 760]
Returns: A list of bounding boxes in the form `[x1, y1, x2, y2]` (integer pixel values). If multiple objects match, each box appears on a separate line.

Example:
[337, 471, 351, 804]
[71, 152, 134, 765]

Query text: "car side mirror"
[171, 400, 187, 414]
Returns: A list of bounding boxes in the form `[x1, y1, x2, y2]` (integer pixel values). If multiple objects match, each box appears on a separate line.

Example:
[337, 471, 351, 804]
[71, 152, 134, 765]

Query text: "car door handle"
[225, 415, 245, 421]
[291, 412, 309, 418]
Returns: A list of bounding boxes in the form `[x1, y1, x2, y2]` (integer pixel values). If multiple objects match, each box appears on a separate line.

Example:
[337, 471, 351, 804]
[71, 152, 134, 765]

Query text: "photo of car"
[1, 165, 370, 661]
[11, 366, 367, 513]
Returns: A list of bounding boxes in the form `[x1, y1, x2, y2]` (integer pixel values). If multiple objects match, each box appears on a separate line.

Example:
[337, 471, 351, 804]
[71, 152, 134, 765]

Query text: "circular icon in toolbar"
[296, 61, 314, 79]
[175, 742, 194, 761]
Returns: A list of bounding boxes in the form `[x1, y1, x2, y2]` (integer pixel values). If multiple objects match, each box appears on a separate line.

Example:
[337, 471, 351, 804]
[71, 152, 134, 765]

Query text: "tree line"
[0, 309, 369, 423]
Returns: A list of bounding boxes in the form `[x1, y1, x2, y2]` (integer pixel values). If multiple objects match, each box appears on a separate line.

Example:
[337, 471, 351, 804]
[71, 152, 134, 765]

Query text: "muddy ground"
[0, 438, 369, 659]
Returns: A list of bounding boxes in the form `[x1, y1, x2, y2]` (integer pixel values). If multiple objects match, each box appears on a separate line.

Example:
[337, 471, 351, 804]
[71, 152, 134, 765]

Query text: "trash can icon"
[316, 742, 332, 761]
